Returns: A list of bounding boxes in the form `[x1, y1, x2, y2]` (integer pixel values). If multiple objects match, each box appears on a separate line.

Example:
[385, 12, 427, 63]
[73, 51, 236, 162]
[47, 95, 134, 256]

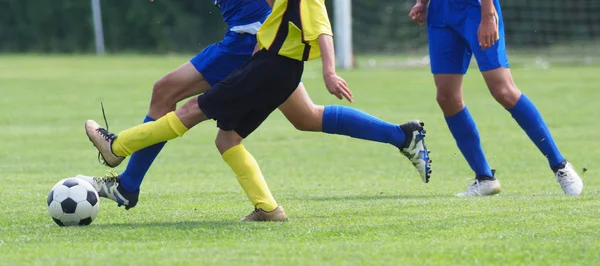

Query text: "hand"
[409, 3, 427, 26]
[478, 16, 499, 50]
[324, 73, 353, 103]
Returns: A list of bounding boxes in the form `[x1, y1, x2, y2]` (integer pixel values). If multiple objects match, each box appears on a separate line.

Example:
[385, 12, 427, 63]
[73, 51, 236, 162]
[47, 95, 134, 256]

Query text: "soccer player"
[408, 0, 583, 196]
[84, 0, 430, 221]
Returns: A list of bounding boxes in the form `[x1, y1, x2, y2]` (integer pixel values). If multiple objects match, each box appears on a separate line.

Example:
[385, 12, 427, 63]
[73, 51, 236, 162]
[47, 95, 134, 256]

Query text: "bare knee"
[288, 105, 324, 132]
[215, 130, 243, 154]
[436, 88, 464, 116]
[488, 82, 521, 108]
[433, 75, 465, 116]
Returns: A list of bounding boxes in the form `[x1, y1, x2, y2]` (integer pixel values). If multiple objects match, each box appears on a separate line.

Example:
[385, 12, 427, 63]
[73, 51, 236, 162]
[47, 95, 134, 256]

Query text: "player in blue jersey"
[409, 0, 583, 196]
[80, 0, 431, 211]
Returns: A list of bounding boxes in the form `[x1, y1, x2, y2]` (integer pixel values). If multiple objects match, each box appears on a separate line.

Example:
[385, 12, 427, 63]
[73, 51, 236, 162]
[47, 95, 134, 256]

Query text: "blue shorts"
[190, 31, 256, 86]
[427, 0, 509, 74]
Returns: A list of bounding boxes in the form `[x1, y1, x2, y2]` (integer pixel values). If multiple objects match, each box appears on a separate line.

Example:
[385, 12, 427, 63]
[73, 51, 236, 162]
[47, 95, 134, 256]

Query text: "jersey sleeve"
[300, 0, 333, 41]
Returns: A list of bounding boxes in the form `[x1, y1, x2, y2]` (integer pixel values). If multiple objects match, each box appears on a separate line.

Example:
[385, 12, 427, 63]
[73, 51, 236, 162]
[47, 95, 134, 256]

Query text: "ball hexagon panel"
[48, 201, 63, 219]
[61, 214, 80, 226]
[75, 201, 98, 220]
[52, 185, 70, 203]
[69, 185, 88, 203]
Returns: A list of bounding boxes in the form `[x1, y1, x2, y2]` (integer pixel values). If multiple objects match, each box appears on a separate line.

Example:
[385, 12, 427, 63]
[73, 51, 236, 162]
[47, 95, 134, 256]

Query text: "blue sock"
[119, 115, 167, 193]
[445, 107, 494, 178]
[322, 105, 405, 148]
[508, 94, 565, 170]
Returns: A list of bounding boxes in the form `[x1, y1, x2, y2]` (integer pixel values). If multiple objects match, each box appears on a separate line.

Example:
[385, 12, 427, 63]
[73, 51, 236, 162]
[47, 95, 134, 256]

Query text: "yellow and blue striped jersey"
[257, 0, 333, 61]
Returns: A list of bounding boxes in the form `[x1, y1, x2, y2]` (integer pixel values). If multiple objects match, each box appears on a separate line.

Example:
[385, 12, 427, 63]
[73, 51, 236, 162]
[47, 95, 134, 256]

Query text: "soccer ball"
[47, 177, 100, 226]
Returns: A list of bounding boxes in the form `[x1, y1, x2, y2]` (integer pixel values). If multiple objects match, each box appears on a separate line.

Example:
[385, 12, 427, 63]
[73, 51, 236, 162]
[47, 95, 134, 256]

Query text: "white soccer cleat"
[556, 162, 583, 196]
[76, 173, 139, 209]
[399, 120, 432, 183]
[455, 178, 502, 197]
[85, 119, 124, 168]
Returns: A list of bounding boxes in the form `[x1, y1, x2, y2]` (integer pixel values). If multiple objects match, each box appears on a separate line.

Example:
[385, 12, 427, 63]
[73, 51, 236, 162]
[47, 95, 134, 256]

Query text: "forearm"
[416, 0, 429, 5]
[266, 0, 275, 8]
[318, 34, 336, 76]
[480, 0, 495, 20]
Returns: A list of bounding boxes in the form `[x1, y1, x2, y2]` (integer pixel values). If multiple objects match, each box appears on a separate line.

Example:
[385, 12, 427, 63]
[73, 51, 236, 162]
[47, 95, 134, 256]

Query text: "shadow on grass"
[92, 220, 245, 230]
[304, 193, 451, 202]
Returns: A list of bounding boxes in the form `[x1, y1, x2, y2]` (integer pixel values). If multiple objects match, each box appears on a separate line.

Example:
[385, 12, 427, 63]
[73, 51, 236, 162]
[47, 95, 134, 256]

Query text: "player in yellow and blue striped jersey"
[80, 0, 431, 221]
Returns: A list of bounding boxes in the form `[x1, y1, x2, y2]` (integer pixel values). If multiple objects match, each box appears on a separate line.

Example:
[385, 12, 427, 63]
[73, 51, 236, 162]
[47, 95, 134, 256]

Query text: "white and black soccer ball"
[47, 177, 100, 226]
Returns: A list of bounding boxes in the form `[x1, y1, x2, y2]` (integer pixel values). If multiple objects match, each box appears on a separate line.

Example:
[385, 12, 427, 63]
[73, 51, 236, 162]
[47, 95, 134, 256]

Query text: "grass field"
[1, 55, 599, 265]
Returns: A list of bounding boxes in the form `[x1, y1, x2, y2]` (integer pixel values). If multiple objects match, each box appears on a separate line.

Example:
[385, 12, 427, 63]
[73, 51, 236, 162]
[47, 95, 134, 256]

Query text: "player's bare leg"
[148, 62, 210, 119]
[278, 83, 325, 131]
[216, 130, 287, 222]
[278, 83, 431, 182]
[434, 74, 501, 196]
[481, 67, 582, 196]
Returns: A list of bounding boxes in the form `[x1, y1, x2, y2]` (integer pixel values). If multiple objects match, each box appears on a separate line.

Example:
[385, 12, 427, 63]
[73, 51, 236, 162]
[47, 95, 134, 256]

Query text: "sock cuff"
[508, 93, 528, 112]
[144, 115, 156, 123]
[222, 144, 245, 161]
[444, 106, 468, 121]
[322, 105, 341, 134]
[165, 112, 189, 137]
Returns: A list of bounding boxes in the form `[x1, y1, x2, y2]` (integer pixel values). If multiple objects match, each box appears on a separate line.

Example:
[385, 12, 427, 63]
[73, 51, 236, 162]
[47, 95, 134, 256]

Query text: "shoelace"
[556, 170, 575, 186]
[463, 179, 481, 195]
[93, 170, 119, 184]
[96, 102, 112, 165]
[245, 208, 262, 219]
[96, 128, 117, 142]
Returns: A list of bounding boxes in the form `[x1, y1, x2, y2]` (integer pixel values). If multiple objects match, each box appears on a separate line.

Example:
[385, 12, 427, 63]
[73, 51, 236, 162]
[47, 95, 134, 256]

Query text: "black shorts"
[197, 49, 304, 138]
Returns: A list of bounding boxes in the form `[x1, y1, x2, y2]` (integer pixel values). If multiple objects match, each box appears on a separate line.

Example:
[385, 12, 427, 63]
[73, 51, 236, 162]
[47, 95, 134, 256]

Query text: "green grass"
[1, 55, 599, 265]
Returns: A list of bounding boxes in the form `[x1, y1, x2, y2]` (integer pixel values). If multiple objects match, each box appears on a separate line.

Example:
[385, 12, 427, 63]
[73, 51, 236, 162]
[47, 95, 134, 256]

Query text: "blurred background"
[1, 0, 599, 67]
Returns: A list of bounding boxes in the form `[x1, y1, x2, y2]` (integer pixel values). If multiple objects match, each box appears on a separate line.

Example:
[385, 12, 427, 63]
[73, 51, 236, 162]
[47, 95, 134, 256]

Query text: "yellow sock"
[222, 144, 278, 212]
[112, 112, 188, 157]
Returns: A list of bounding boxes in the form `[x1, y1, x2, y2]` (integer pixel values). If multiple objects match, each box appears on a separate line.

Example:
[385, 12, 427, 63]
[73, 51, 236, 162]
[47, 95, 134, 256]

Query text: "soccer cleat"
[455, 170, 502, 197]
[241, 206, 288, 222]
[85, 119, 124, 168]
[555, 162, 583, 196]
[76, 173, 139, 210]
[399, 120, 432, 183]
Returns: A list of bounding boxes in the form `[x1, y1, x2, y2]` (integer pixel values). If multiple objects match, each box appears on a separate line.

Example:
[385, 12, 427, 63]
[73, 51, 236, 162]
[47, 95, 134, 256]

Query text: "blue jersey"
[190, 1, 271, 86]
[213, 0, 271, 28]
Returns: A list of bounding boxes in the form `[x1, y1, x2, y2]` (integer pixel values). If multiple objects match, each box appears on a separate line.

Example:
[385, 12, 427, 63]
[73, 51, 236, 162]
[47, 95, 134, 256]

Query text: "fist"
[409, 3, 427, 26]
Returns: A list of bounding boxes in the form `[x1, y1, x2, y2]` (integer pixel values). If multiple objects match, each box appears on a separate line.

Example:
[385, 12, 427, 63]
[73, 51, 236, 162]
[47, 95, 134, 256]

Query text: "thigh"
[159, 62, 211, 98]
[428, 25, 472, 75]
[461, 3, 510, 72]
[277, 82, 324, 131]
